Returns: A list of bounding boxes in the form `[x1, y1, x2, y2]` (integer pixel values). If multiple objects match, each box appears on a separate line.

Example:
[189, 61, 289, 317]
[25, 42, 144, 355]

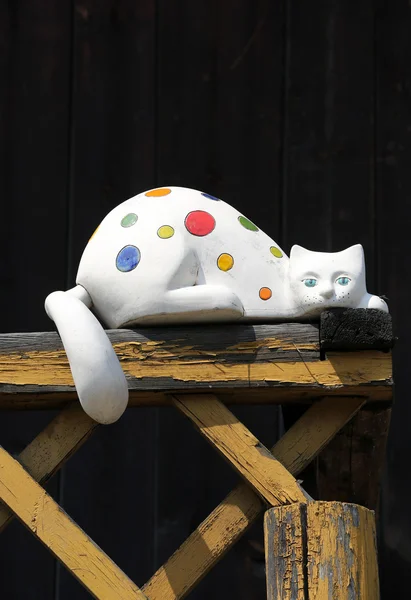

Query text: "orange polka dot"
[259, 287, 272, 301]
[145, 188, 172, 197]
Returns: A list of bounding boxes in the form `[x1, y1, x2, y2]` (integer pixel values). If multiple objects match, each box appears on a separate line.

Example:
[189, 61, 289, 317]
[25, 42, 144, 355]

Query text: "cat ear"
[340, 244, 365, 268]
[45, 286, 129, 424]
[290, 244, 311, 261]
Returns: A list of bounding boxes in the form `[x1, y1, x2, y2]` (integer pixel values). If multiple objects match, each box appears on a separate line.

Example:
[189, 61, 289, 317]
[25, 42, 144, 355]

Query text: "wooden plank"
[282, 0, 375, 267]
[375, 1, 411, 597]
[0, 2, 72, 597]
[0, 1, 71, 334]
[264, 504, 306, 600]
[0, 325, 393, 406]
[143, 396, 364, 600]
[0, 445, 147, 600]
[0, 404, 96, 533]
[307, 502, 380, 599]
[172, 393, 307, 506]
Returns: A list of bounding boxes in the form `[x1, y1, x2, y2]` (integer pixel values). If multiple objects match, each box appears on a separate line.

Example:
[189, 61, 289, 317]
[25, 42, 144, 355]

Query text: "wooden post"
[264, 502, 380, 600]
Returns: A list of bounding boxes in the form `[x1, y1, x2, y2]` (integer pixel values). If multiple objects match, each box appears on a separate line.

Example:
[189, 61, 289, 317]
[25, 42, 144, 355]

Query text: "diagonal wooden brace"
[0, 444, 147, 600]
[143, 396, 365, 600]
[172, 393, 308, 505]
[0, 404, 96, 533]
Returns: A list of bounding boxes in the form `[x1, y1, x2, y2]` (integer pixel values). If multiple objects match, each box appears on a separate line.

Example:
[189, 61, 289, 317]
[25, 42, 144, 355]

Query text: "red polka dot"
[185, 210, 216, 237]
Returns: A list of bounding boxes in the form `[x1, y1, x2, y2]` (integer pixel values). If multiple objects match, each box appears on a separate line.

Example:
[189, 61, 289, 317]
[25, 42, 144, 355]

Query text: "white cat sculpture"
[45, 186, 388, 424]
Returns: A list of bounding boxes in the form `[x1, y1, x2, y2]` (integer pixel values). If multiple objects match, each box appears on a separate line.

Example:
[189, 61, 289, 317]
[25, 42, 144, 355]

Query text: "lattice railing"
[0, 309, 393, 599]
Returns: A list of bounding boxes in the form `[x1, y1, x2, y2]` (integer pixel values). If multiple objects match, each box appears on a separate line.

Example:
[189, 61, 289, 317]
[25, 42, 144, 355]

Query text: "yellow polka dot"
[270, 246, 283, 258]
[89, 226, 99, 242]
[145, 188, 172, 197]
[157, 225, 175, 239]
[217, 253, 234, 271]
[259, 287, 272, 301]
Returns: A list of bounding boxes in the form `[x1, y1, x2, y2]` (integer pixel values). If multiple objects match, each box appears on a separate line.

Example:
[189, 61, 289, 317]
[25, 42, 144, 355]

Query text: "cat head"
[288, 244, 367, 315]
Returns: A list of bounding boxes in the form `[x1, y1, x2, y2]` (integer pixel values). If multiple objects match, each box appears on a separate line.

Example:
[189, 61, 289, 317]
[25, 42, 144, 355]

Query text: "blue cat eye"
[303, 278, 317, 288]
[336, 276, 351, 286]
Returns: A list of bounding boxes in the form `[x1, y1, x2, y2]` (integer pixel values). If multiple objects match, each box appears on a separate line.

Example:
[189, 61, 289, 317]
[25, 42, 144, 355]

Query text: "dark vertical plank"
[282, 0, 377, 504]
[0, 1, 70, 332]
[0, 2, 71, 599]
[283, 0, 376, 269]
[57, 3, 157, 598]
[67, 0, 156, 281]
[156, 2, 284, 598]
[375, 1, 411, 597]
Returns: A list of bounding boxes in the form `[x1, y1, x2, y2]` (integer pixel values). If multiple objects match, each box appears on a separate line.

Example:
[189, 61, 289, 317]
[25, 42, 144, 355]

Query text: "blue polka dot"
[116, 245, 141, 272]
[201, 192, 220, 201]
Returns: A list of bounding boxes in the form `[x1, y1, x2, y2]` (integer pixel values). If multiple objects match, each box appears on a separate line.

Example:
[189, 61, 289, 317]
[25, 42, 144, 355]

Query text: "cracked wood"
[143, 396, 364, 600]
[0, 446, 147, 600]
[0, 324, 392, 407]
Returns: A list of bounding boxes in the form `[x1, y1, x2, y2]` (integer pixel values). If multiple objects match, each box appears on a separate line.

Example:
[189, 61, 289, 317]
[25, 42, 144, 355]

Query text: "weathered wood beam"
[0, 322, 393, 408]
[0, 404, 96, 533]
[142, 396, 365, 600]
[0, 445, 147, 600]
[172, 393, 307, 505]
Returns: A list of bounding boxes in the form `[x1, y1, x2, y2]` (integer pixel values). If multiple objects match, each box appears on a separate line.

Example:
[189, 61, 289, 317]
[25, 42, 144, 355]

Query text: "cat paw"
[366, 294, 389, 313]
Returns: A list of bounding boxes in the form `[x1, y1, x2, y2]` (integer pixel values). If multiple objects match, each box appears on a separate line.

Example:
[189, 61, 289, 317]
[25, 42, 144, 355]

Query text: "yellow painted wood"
[0, 446, 147, 600]
[264, 504, 305, 600]
[264, 502, 379, 599]
[172, 393, 307, 506]
[0, 404, 96, 533]
[0, 346, 392, 397]
[143, 396, 364, 600]
[307, 502, 380, 599]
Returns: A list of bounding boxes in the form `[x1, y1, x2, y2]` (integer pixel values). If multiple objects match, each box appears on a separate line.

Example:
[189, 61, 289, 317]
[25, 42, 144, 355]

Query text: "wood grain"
[307, 502, 380, 599]
[172, 393, 307, 506]
[0, 446, 147, 600]
[264, 504, 306, 600]
[0, 326, 393, 407]
[143, 396, 364, 600]
[264, 502, 380, 599]
[0, 404, 96, 533]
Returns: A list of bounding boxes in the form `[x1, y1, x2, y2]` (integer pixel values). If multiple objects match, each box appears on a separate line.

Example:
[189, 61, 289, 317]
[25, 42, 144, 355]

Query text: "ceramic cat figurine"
[45, 186, 388, 424]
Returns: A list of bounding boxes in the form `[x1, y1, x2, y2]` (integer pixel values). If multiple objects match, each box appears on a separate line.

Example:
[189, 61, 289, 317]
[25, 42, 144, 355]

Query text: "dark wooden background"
[0, 1, 409, 598]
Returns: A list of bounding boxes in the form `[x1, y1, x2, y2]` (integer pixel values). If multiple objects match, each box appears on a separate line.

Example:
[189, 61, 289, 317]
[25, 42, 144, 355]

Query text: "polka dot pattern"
[157, 225, 175, 239]
[238, 216, 259, 232]
[201, 192, 220, 201]
[270, 246, 283, 258]
[259, 287, 272, 301]
[145, 188, 172, 197]
[121, 213, 138, 228]
[116, 245, 141, 272]
[185, 210, 216, 237]
[217, 253, 234, 271]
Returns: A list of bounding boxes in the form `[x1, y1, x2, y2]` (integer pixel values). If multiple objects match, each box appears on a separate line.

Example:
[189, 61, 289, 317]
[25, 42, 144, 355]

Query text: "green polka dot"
[157, 225, 175, 239]
[270, 246, 283, 258]
[238, 216, 259, 232]
[121, 213, 138, 228]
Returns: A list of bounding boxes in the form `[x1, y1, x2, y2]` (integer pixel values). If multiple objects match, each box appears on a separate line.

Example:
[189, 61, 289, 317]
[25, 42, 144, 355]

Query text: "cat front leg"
[134, 285, 245, 325]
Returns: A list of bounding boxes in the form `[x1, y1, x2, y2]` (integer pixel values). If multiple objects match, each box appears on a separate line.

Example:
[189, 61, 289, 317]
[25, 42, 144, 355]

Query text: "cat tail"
[45, 285, 129, 424]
